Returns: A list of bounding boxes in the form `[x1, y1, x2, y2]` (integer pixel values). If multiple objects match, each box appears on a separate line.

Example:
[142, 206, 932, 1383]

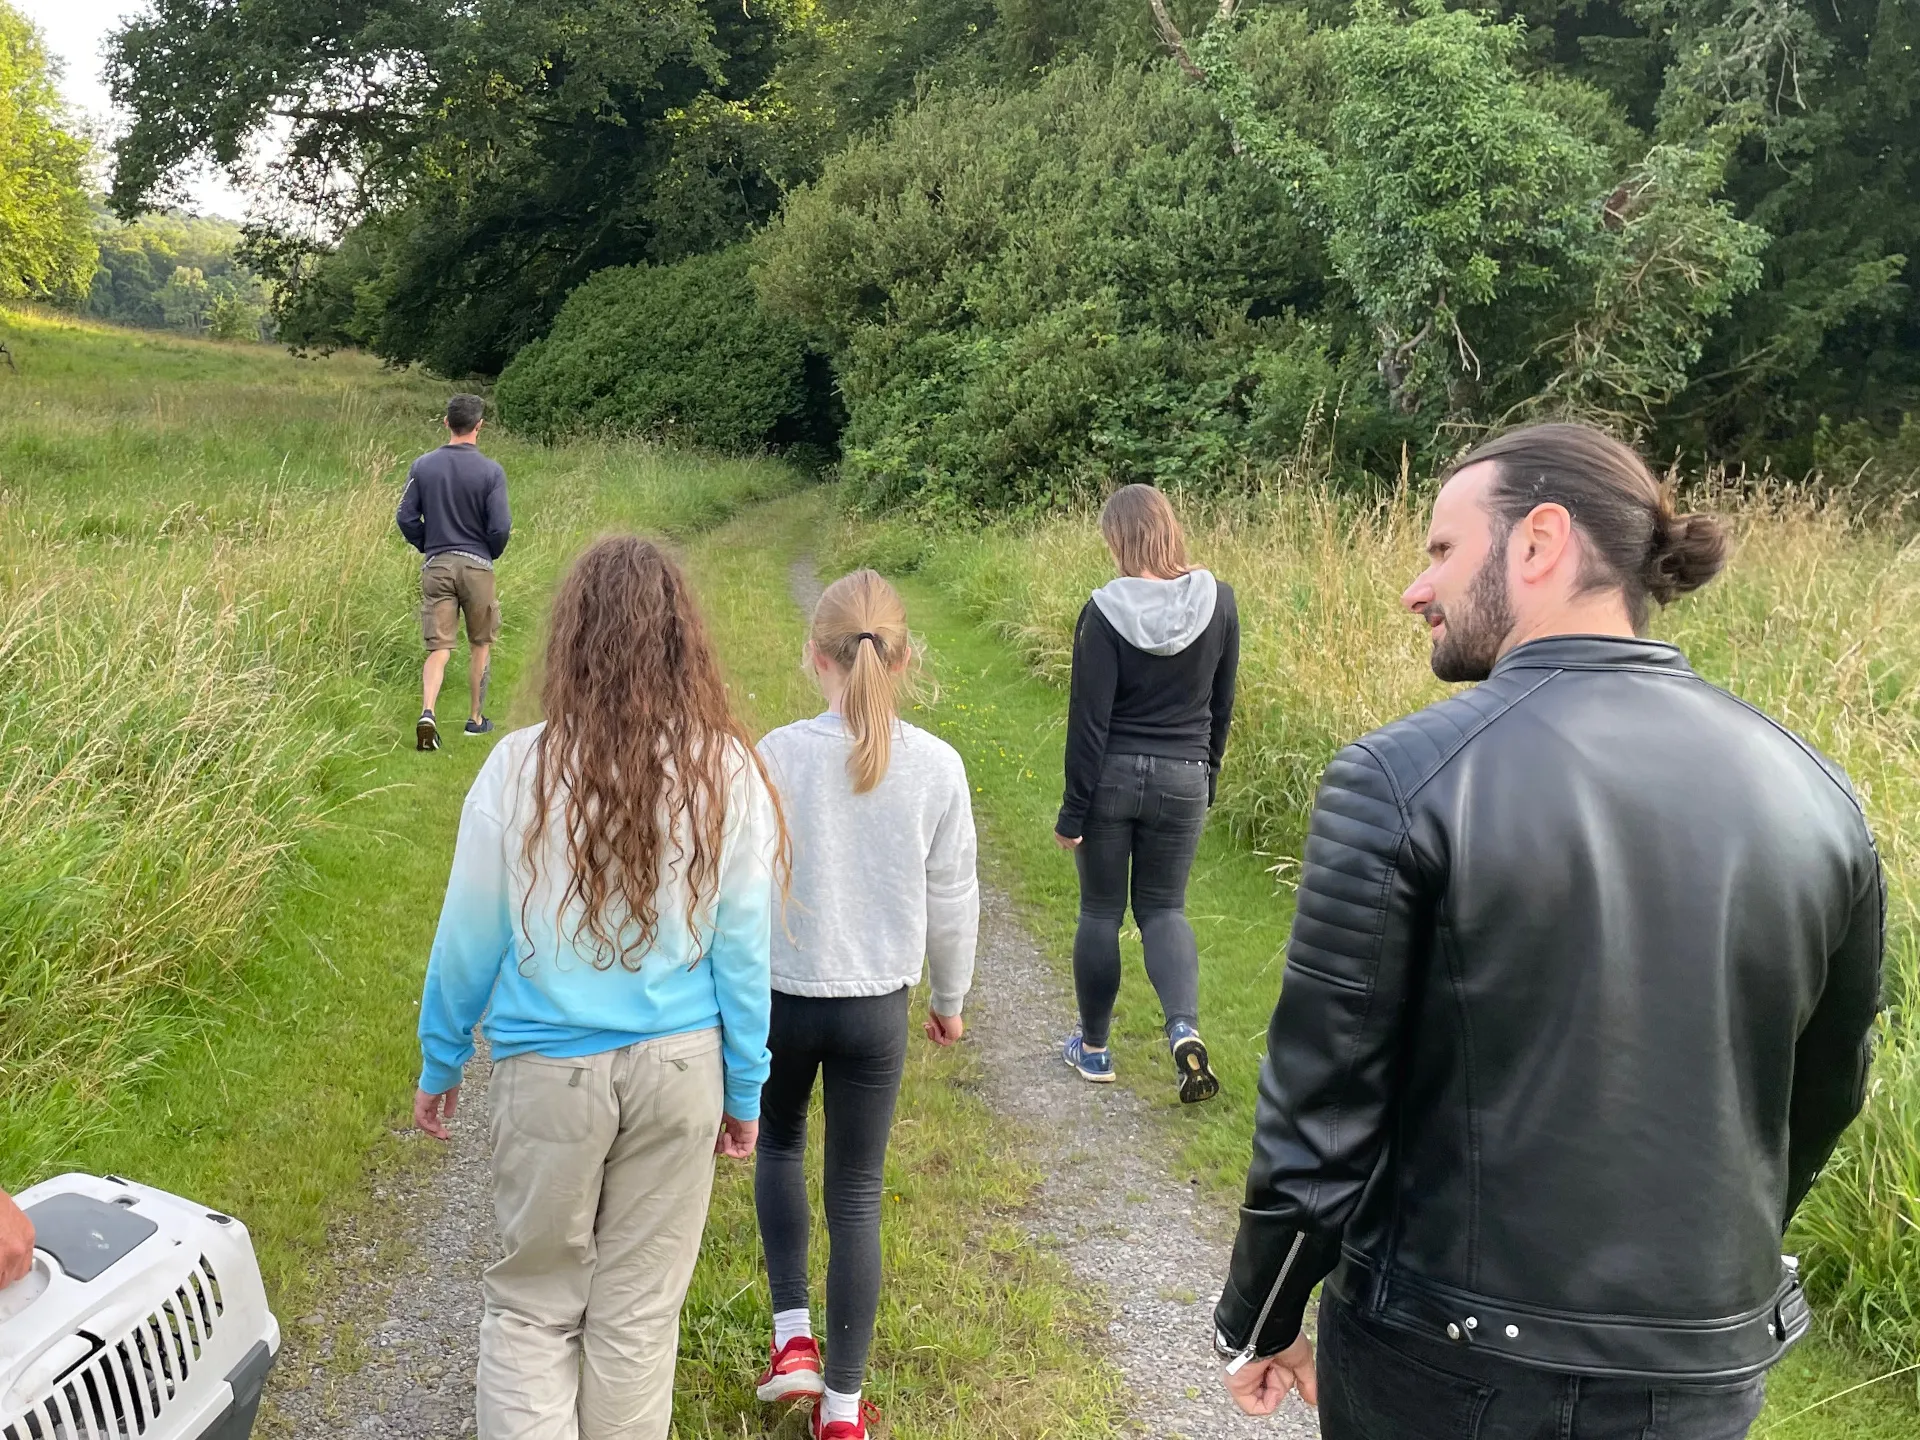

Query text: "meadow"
[0, 310, 1117, 1439]
[0, 305, 793, 1254]
[5, 306, 1914, 1438]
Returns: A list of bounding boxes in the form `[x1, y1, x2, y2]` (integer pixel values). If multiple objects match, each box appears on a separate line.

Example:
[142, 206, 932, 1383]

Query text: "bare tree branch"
[1149, 0, 1208, 80]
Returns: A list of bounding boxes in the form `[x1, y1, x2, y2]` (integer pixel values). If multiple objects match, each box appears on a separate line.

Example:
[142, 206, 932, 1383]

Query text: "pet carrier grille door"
[0, 1176, 280, 1440]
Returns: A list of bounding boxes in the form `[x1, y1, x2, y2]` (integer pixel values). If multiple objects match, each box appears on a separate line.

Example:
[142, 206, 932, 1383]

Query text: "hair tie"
[856, 632, 878, 644]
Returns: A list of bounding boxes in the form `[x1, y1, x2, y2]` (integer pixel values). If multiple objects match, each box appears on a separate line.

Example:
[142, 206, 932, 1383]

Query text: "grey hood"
[1090, 569, 1218, 656]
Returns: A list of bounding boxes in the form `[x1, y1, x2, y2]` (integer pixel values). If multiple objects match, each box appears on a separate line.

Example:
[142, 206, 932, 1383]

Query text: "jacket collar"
[1491, 634, 1693, 677]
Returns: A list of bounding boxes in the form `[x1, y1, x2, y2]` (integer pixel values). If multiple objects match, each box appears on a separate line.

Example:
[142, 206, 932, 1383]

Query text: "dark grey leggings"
[755, 986, 909, 1393]
[1073, 753, 1208, 1048]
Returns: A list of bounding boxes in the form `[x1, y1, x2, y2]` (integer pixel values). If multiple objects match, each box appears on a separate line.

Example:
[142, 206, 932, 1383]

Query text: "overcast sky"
[22, 0, 251, 219]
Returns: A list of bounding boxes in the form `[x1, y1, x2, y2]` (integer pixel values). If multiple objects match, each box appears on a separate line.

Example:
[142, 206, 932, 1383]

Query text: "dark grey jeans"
[755, 987, 910, 1393]
[1072, 752, 1209, 1047]
[1319, 1292, 1767, 1440]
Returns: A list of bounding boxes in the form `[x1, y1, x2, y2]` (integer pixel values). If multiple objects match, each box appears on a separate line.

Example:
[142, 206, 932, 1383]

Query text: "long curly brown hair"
[523, 536, 785, 970]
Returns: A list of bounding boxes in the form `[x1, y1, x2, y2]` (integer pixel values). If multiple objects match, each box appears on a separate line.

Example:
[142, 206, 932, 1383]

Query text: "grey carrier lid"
[23, 1192, 158, 1282]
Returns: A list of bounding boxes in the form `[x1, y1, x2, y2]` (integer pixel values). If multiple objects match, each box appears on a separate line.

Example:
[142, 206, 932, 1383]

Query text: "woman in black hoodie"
[1054, 485, 1239, 1102]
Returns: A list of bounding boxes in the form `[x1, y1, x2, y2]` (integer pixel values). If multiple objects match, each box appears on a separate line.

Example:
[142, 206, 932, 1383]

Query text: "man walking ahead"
[1214, 423, 1882, 1438]
[397, 394, 511, 750]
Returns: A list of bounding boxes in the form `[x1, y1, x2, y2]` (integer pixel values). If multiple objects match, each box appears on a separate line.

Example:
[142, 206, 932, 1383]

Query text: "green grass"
[1, 313, 1115, 1440]
[810, 493, 1920, 1437]
[0, 306, 795, 1329]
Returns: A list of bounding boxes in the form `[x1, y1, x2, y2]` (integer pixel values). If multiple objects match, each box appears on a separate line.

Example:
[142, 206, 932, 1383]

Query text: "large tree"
[0, 2, 96, 305]
[107, 0, 794, 374]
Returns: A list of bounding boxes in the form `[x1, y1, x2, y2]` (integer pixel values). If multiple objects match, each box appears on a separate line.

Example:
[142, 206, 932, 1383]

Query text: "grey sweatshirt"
[757, 713, 979, 1014]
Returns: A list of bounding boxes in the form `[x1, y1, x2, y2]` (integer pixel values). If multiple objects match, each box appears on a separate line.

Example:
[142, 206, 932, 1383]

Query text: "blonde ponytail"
[812, 570, 911, 793]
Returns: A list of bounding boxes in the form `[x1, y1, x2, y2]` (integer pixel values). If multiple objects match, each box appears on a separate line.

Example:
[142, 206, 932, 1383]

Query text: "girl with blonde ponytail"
[750, 570, 979, 1440]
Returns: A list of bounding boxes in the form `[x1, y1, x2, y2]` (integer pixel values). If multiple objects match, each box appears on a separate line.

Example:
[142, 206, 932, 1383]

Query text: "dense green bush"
[496, 246, 841, 460]
[757, 60, 1410, 515]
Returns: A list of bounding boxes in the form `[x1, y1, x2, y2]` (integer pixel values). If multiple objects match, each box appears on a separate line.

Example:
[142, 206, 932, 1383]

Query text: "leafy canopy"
[1192, 0, 1765, 421]
[758, 58, 1404, 514]
[0, 2, 96, 304]
[109, 0, 792, 374]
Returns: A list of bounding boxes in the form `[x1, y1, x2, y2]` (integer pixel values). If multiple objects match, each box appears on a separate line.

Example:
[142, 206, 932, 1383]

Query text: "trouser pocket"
[1322, 1296, 1493, 1440]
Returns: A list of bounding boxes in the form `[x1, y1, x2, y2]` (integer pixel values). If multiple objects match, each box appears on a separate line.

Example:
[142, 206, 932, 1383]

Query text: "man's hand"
[1223, 1333, 1317, 1416]
[1053, 831, 1082, 851]
[716, 1115, 759, 1159]
[0, 1190, 35, 1289]
[415, 1086, 460, 1142]
[924, 1010, 964, 1046]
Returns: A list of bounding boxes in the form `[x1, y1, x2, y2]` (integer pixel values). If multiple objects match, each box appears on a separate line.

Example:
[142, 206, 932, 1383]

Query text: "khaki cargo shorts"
[420, 553, 501, 650]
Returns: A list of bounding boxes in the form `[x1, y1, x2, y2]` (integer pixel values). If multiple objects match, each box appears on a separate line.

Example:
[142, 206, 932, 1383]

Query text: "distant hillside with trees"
[88, 208, 273, 341]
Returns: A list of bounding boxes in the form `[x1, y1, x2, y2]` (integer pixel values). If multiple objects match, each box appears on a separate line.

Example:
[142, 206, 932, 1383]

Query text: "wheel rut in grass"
[789, 556, 1318, 1439]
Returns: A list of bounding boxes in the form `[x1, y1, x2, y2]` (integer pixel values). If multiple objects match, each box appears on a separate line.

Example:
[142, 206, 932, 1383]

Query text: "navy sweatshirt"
[396, 444, 512, 562]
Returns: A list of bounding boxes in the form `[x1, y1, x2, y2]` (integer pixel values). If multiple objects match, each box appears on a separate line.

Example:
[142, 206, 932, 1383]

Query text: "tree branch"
[1149, 0, 1208, 80]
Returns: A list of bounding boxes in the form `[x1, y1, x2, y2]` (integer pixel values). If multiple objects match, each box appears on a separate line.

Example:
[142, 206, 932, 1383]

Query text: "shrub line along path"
[262, 531, 1318, 1439]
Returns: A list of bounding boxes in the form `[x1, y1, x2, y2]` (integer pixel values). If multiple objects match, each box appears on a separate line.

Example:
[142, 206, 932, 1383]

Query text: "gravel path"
[263, 553, 1317, 1438]
[264, 1044, 492, 1439]
[967, 889, 1318, 1440]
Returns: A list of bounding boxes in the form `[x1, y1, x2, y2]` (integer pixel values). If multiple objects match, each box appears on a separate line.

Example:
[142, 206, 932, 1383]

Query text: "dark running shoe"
[416, 710, 440, 751]
[1064, 1029, 1115, 1083]
[464, 716, 494, 737]
[1168, 1021, 1220, 1105]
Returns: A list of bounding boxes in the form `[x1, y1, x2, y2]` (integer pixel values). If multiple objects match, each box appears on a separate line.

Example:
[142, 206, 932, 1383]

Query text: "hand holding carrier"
[0, 1174, 279, 1440]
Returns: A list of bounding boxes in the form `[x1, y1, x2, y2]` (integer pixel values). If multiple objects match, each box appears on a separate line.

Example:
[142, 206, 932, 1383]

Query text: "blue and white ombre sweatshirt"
[416, 722, 777, 1119]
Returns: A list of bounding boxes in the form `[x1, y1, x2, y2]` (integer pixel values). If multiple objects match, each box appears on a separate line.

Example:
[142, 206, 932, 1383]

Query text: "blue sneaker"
[1064, 1030, 1115, 1083]
[1167, 1021, 1220, 1105]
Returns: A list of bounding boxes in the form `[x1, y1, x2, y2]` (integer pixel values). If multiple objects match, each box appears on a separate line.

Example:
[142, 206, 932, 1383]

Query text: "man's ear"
[1516, 503, 1574, 584]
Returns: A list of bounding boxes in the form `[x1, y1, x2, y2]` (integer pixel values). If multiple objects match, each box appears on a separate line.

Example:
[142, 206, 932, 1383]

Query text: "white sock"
[773, 1308, 812, 1350]
[823, 1387, 861, 1425]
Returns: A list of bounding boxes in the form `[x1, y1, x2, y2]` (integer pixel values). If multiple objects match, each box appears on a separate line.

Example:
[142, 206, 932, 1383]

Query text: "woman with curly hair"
[411, 536, 784, 1440]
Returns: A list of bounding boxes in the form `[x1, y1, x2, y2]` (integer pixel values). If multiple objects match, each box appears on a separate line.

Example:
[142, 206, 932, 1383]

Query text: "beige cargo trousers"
[478, 1028, 726, 1440]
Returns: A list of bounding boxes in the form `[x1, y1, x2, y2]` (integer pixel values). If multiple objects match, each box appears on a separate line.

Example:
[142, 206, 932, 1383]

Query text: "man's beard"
[1427, 548, 1515, 683]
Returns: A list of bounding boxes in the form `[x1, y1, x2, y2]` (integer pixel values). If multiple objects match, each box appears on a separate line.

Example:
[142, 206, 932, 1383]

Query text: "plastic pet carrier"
[0, 1174, 280, 1440]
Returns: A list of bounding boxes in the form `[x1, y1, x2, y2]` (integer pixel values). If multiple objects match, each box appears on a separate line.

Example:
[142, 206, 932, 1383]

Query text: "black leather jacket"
[1216, 636, 1883, 1380]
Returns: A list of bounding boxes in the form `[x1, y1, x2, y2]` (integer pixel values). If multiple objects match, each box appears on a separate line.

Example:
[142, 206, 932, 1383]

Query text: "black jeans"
[1319, 1292, 1768, 1440]
[755, 987, 910, 1393]
[1072, 752, 1209, 1048]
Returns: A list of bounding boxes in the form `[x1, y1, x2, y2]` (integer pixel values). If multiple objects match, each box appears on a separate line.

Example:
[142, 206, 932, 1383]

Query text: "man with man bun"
[1214, 423, 1883, 1437]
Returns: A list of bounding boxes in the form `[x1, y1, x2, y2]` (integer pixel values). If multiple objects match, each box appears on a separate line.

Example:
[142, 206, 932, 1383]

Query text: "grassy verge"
[670, 492, 1122, 1438]
[814, 494, 1920, 1437]
[0, 307, 794, 1333]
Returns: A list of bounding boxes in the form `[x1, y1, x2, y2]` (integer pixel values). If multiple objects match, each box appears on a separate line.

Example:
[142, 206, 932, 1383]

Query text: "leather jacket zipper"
[1225, 1232, 1306, 1374]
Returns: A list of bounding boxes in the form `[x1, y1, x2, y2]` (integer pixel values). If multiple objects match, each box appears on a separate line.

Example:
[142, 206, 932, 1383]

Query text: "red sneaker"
[755, 1336, 825, 1404]
[810, 1397, 880, 1439]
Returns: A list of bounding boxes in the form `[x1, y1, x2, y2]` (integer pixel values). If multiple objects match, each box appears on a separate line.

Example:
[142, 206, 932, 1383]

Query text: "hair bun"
[1643, 507, 1730, 604]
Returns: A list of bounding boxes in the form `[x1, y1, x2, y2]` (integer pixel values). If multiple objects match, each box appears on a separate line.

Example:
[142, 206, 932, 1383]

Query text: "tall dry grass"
[0, 406, 426, 1160]
[874, 476, 1920, 1368]
[0, 307, 798, 1171]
